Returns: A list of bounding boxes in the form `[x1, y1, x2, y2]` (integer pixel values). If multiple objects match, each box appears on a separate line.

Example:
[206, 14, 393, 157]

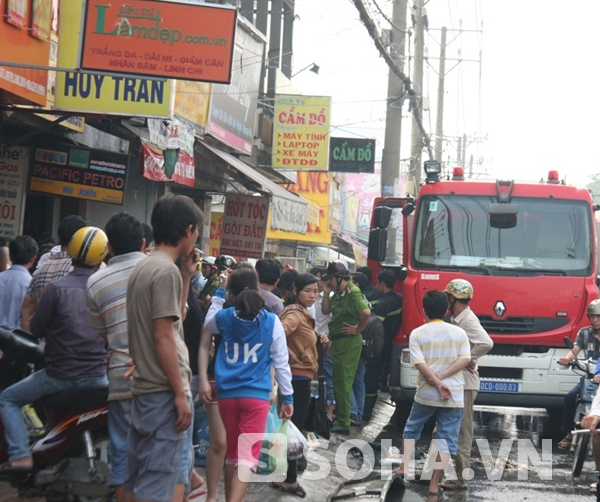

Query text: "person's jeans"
[350, 358, 367, 422]
[323, 351, 336, 406]
[0, 369, 108, 461]
[561, 384, 580, 437]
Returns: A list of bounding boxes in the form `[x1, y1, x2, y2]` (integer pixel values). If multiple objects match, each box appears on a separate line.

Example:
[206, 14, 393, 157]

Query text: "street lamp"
[292, 63, 320, 78]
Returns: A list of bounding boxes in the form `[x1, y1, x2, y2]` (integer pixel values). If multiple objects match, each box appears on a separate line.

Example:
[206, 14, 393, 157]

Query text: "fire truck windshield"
[412, 195, 593, 276]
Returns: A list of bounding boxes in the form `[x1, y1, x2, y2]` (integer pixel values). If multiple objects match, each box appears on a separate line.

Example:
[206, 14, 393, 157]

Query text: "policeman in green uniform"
[198, 257, 220, 308]
[322, 261, 371, 435]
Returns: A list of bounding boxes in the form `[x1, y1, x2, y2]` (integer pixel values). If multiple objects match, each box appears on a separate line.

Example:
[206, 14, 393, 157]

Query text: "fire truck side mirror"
[372, 206, 392, 229]
[368, 229, 387, 263]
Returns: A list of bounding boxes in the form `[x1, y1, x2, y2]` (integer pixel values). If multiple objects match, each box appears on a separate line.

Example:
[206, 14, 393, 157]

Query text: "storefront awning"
[202, 143, 312, 235]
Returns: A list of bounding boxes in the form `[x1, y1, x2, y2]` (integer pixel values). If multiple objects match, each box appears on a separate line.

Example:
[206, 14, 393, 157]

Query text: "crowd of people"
[0, 191, 516, 501]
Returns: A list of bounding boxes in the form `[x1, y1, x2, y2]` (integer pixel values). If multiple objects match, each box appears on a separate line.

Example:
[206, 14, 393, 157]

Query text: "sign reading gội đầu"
[79, 0, 237, 83]
[29, 145, 128, 205]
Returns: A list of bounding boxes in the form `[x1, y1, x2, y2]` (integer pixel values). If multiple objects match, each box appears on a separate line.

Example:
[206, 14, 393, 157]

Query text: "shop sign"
[140, 142, 195, 188]
[55, 0, 172, 117]
[174, 80, 212, 134]
[268, 171, 331, 244]
[29, 145, 128, 205]
[220, 194, 268, 259]
[79, 0, 236, 83]
[329, 138, 375, 173]
[207, 23, 265, 154]
[0, 0, 51, 105]
[343, 195, 360, 235]
[271, 196, 307, 235]
[0, 147, 28, 239]
[209, 212, 223, 257]
[273, 95, 331, 171]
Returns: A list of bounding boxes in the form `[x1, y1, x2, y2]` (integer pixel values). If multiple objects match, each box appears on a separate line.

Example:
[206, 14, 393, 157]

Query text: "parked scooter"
[564, 337, 599, 478]
[0, 327, 111, 500]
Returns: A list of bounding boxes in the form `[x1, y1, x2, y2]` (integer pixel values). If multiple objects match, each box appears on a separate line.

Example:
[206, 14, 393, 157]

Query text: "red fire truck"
[367, 160, 599, 424]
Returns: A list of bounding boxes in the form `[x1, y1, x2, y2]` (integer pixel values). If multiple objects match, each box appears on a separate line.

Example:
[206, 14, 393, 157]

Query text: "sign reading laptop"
[79, 0, 236, 83]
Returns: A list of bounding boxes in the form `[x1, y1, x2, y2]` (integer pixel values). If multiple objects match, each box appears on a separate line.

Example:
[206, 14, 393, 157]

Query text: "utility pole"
[434, 26, 447, 163]
[380, 0, 408, 199]
[410, 0, 425, 188]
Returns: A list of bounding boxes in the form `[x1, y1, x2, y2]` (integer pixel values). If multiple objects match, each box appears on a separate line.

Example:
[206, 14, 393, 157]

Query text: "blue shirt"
[31, 268, 107, 380]
[0, 265, 32, 329]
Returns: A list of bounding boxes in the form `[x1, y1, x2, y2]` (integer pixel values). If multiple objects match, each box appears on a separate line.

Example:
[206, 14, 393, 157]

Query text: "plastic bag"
[268, 418, 289, 473]
[257, 405, 281, 473]
[194, 404, 210, 467]
[287, 420, 308, 460]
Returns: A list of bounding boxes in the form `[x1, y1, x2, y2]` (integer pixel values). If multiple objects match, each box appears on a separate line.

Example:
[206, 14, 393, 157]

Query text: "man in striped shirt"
[21, 215, 86, 331]
[396, 290, 471, 497]
[87, 212, 146, 502]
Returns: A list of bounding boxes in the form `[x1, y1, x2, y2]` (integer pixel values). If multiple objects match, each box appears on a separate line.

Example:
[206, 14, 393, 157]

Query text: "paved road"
[1, 398, 596, 501]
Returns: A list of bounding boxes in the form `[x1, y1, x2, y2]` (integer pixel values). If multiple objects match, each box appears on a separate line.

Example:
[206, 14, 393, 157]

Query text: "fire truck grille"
[476, 316, 569, 335]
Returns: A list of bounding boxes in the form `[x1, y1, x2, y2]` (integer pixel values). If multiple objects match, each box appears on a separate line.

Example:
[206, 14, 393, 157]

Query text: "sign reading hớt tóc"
[79, 0, 237, 83]
[220, 194, 269, 259]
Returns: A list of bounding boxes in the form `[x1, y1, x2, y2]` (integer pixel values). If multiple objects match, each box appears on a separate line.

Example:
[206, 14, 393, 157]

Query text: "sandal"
[591, 482, 597, 494]
[558, 434, 572, 449]
[440, 480, 468, 490]
[270, 482, 307, 498]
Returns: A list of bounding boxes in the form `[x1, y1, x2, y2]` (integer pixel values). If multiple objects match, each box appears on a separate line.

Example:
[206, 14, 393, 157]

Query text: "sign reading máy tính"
[29, 145, 128, 205]
[273, 95, 331, 171]
[79, 0, 237, 83]
[220, 194, 269, 259]
[329, 138, 376, 173]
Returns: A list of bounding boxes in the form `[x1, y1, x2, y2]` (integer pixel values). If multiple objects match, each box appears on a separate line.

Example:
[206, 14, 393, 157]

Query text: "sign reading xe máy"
[80, 0, 237, 83]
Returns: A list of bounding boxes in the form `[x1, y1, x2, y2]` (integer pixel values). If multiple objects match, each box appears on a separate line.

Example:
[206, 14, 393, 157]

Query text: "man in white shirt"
[439, 279, 493, 490]
[396, 290, 471, 497]
[309, 267, 335, 419]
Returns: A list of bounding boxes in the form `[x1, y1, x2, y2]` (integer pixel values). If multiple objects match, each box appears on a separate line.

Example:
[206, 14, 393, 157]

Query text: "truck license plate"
[479, 381, 519, 393]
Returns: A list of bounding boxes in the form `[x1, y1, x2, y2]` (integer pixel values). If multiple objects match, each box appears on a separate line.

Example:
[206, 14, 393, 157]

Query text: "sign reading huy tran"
[80, 0, 237, 83]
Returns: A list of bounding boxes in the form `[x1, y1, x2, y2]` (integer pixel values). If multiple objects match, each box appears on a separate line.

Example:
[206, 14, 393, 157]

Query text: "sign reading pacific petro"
[79, 0, 237, 83]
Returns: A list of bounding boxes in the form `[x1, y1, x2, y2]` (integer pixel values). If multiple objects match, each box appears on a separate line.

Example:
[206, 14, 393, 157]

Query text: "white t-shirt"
[410, 320, 471, 408]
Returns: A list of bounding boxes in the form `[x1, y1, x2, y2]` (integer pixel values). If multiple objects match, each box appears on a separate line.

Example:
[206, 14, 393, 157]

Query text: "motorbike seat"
[36, 385, 108, 409]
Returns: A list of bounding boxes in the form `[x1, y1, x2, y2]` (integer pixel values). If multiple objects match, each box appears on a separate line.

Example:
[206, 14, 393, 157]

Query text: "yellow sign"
[30, 178, 124, 204]
[268, 171, 331, 244]
[55, 0, 172, 117]
[174, 80, 212, 134]
[209, 212, 223, 257]
[273, 95, 331, 171]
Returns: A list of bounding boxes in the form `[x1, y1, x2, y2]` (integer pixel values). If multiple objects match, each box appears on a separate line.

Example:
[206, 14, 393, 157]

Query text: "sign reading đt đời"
[29, 145, 128, 205]
[79, 0, 237, 83]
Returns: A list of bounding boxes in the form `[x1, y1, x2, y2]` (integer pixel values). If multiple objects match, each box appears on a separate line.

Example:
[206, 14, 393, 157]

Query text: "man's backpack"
[361, 313, 384, 360]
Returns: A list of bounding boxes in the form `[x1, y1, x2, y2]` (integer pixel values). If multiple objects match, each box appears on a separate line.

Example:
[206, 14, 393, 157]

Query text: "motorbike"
[0, 327, 111, 501]
[563, 337, 598, 478]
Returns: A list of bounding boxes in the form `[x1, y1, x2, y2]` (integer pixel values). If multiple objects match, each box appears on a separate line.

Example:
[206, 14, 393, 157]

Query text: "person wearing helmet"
[0, 227, 109, 471]
[216, 254, 236, 273]
[322, 261, 371, 435]
[198, 257, 220, 308]
[557, 299, 600, 450]
[423, 279, 492, 491]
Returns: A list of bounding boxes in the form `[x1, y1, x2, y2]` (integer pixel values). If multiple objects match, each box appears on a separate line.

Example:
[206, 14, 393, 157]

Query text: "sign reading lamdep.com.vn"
[79, 0, 237, 83]
[29, 145, 128, 205]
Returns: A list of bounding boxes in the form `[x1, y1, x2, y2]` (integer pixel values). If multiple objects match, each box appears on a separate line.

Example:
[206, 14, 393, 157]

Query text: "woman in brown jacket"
[270, 273, 329, 498]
